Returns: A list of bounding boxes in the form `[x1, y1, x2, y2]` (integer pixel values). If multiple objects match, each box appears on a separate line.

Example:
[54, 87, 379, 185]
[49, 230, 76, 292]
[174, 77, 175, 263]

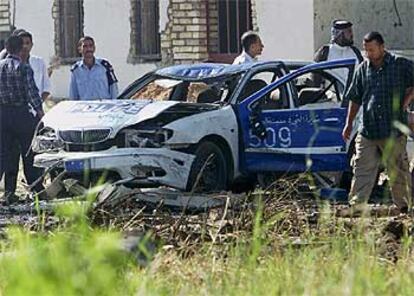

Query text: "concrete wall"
[15, 0, 54, 59]
[256, 0, 314, 61]
[314, 0, 414, 51]
[13, 0, 316, 97]
[82, 0, 158, 93]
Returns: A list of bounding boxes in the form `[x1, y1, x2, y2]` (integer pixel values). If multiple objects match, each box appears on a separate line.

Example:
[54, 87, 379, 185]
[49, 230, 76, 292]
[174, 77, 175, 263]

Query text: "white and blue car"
[32, 59, 413, 192]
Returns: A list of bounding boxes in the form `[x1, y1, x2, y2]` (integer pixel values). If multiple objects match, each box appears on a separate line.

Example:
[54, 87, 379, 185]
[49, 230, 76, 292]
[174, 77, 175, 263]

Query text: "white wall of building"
[255, 0, 314, 61]
[13, 0, 315, 98]
[14, 0, 55, 60]
[15, 0, 65, 97]
[14, 0, 167, 98]
[82, 0, 158, 96]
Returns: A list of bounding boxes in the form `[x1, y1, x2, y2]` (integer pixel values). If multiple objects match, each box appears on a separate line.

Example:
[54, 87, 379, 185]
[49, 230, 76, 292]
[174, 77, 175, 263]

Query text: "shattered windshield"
[123, 75, 241, 104]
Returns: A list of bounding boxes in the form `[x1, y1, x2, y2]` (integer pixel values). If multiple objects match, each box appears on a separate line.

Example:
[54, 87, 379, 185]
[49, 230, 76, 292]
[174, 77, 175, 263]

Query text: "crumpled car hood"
[42, 99, 179, 135]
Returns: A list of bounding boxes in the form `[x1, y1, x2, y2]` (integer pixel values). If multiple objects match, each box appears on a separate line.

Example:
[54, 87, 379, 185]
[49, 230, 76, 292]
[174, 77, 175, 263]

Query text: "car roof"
[154, 61, 285, 80]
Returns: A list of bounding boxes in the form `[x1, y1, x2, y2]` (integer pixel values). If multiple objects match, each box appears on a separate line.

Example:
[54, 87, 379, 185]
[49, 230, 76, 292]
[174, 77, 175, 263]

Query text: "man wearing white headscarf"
[314, 20, 363, 83]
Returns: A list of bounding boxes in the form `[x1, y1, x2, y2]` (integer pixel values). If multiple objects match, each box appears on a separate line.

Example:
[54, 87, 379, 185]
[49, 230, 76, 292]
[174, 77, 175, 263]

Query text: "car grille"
[58, 129, 111, 144]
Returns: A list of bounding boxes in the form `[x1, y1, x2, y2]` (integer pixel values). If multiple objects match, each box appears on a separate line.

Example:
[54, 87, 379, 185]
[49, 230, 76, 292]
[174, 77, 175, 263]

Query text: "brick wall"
[51, 0, 60, 59]
[0, 0, 11, 43]
[160, 0, 257, 65]
[206, 0, 218, 54]
[161, 0, 208, 64]
[251, 0, 258, 31]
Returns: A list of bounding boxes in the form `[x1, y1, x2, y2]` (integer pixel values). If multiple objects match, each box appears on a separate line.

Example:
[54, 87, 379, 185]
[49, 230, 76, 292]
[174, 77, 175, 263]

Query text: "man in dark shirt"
[0, 35, 44, 203]
[0, 28, 27, 191]
[343, 32, 414, 212]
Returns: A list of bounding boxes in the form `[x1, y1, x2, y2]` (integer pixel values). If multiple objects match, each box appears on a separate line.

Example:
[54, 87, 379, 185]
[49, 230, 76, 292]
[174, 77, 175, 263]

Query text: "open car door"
[236, 58, 356, 174]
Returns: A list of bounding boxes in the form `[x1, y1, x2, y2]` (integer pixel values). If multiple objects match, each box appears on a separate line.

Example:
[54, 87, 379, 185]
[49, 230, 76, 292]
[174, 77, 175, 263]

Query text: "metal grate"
[59, 129, 111, 144]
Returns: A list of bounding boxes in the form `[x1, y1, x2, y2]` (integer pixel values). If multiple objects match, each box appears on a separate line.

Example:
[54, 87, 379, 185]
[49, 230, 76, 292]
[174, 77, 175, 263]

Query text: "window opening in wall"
[130, 0, 161, 63]
[56, 0, 84, 63]
[209, 0, 252, 63]
[218, 0, 251, 54]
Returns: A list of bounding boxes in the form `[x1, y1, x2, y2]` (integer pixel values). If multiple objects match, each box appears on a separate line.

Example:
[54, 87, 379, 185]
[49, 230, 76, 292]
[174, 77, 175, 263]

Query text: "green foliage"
[134, 232, 414, 296]
[1, 199, 414, 295]
[0, 202, 137, 296]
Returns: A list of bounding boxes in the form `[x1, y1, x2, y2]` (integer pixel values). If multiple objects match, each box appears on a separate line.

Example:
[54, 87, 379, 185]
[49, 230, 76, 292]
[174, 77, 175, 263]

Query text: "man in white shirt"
[314, 20, 363, 83]
[232, 31, 264, 65]
[18, 31, 51, 100]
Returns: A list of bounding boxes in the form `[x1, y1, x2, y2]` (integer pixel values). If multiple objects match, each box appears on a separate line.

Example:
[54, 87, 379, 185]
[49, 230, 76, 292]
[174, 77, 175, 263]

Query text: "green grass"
[0, 199, 413, 295]
[134, 235, 414, 295]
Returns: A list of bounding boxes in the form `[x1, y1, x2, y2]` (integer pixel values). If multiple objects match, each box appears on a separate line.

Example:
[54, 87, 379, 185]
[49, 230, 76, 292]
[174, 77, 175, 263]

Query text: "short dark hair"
[241, 31, 260, 52]
[17, 31, 33, 42]
[78, 36, 95, 48]
[11, 28, 26, 36]
[363, 31, 384, 45]
[5, 35, 23, 54]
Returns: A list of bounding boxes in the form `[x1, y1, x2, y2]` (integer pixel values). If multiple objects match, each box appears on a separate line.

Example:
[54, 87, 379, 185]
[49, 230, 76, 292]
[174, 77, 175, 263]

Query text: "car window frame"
[119, 73, 243, 104]
[289, 69, 344, 108]
[239, 59, 356, 112]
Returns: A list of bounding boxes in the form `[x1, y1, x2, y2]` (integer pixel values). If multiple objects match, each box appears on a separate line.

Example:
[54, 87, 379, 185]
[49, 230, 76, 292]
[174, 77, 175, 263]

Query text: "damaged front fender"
[34, 148, 195, 190]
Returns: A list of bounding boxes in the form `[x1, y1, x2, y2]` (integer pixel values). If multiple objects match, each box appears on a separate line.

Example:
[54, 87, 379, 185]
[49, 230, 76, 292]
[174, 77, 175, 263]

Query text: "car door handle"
[323, 118, 340, 124]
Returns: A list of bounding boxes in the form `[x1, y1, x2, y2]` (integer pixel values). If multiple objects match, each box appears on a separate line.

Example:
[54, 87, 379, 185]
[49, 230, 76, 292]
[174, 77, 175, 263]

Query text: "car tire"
[186, 141, 228, 193]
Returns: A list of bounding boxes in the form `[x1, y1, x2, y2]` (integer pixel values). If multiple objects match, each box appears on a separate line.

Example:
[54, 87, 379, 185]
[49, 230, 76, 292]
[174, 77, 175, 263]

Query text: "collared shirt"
[69, 57, 118, 100]
[345, 52, 414, 139]
[29, 55, 51, 97]
[0, 48, 7, 60]
[0, 54, 43, 111]
[232, 51, 257, 65]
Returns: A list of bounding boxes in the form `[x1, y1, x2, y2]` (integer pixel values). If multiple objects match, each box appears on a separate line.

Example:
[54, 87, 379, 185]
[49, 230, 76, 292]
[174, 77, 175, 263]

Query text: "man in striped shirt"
[0, 35, 44, 203]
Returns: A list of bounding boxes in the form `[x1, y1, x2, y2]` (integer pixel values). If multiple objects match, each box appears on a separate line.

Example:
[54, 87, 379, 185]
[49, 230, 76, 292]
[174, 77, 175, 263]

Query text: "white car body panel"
[42, 100, 179, 138]
[35, 99, 232, 190]
[165, 105, 240, 177]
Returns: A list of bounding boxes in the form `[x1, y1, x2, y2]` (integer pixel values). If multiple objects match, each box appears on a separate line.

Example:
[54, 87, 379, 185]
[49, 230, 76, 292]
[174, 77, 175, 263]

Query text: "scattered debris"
[1, 174, 413, 263]
[96, 184, 246, 212]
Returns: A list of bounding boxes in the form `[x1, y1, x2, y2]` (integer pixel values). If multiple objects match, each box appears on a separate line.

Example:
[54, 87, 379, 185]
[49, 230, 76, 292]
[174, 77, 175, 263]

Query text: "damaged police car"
[33, 59, 411, 193]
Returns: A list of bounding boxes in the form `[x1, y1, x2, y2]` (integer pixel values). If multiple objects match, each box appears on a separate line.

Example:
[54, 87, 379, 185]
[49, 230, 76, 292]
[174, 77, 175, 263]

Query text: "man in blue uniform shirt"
[69, 36, 118, 100]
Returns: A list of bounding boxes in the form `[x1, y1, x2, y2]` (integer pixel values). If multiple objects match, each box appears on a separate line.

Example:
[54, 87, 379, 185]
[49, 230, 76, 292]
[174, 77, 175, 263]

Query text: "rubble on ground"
[0, 174, 413, 263]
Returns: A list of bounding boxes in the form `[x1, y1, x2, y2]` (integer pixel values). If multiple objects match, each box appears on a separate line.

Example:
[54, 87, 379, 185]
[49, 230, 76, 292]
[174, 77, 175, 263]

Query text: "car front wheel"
[186, 141, 228, 193]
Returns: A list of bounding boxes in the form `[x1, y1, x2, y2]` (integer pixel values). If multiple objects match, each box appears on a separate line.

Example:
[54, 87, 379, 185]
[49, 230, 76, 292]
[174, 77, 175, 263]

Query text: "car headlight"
[122, 128, 173, 148]
[32, 127, 64, 153]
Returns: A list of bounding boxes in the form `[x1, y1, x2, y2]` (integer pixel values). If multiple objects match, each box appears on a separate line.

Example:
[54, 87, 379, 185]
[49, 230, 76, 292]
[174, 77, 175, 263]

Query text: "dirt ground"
[0, 173, 411, 263]
[1, 166, 413, 265]
[0, 162, 28, 198]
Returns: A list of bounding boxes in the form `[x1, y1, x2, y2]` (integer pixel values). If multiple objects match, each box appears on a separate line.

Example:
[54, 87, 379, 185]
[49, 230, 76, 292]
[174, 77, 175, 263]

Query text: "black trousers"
[0, 105, 44, 194]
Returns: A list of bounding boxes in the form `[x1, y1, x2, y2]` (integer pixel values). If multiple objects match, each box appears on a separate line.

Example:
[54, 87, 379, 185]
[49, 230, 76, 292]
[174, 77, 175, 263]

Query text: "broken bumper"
[34, 148, 195, 190]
